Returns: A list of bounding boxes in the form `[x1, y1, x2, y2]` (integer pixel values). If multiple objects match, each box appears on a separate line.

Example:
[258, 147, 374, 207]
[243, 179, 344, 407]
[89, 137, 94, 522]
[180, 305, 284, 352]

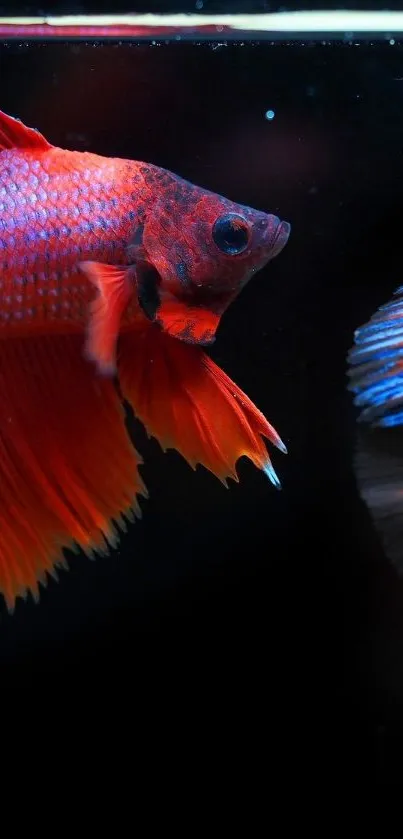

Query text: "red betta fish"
[0, 109, 290, 611]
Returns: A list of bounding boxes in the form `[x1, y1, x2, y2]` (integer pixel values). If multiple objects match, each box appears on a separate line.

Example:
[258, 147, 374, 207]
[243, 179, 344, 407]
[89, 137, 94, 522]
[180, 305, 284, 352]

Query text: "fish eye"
[212, 213, 250, 256]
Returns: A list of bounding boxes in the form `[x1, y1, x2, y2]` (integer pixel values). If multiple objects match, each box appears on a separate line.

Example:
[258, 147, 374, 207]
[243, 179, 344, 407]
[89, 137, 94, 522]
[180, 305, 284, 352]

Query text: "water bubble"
[265, 109, 275, 121]
[195, 0, 203, 7]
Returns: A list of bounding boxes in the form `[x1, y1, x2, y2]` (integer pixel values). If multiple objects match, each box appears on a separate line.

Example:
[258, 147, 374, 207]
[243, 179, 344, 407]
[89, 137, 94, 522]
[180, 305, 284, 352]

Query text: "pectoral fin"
[79, 261, 133, 375]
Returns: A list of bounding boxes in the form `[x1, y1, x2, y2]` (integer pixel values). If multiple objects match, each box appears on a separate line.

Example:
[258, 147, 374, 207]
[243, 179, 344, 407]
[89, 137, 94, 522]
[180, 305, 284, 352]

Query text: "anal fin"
[0, 333, 145, 611]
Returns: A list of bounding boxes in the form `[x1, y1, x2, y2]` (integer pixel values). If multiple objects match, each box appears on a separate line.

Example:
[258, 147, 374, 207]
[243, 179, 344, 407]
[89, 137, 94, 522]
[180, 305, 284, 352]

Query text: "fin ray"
[0, 333, 145, 611]
[118, 316, 286, 486]
[347, 286, 403, 427]
[80, 262, 133, 375]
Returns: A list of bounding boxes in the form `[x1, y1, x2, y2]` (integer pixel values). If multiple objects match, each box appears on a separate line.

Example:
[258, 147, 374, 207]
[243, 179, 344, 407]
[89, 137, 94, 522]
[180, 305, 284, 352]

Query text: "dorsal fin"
[0, 109, 52, 152]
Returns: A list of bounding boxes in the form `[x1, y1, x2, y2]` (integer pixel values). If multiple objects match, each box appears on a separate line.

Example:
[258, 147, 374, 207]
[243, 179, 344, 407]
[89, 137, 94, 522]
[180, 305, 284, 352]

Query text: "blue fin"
[347, 286, 403, 428]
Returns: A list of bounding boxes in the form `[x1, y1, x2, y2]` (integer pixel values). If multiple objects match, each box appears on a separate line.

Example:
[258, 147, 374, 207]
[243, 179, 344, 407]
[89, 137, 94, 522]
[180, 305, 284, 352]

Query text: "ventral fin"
[118, 317, 286, 487]
[0, 109, 53, 153]
[80, 261, 133, 376]
[156, 298, 220, 346]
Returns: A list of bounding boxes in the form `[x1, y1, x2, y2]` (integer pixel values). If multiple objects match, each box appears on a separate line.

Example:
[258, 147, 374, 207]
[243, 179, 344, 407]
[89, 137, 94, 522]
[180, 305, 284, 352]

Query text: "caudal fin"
[118, 319, 286, 487]
[0, 333, 146, 611]
[347, 284, 403, 427]
[347, 284, 403, 572]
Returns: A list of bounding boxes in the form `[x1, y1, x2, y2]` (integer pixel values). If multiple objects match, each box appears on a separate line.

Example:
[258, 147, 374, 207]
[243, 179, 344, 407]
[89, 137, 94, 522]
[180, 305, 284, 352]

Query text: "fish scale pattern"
[0, 147, 146, 330]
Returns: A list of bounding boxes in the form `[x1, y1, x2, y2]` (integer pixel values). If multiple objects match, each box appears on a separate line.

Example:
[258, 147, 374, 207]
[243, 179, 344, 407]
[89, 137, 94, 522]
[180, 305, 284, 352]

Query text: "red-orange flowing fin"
[79, 261, 133, 375]
[118, 320, 286, 487]
[156, 298, 220, 345]
[0, 109, 52, 152]
[0, 333, 146, 612]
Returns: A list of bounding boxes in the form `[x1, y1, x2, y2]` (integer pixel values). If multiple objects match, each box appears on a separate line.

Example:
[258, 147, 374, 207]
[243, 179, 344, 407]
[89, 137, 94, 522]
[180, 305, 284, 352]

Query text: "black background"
[1, 39, 403, 785]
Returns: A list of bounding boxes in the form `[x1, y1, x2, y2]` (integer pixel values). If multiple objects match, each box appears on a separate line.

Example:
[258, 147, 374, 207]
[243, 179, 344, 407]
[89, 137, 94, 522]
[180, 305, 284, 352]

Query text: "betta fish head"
[135, 169, 290, 344]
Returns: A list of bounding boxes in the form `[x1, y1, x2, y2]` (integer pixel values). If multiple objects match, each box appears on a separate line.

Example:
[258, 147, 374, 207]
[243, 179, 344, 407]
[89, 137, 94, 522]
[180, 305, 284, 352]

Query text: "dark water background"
[1, 37, 403, 783]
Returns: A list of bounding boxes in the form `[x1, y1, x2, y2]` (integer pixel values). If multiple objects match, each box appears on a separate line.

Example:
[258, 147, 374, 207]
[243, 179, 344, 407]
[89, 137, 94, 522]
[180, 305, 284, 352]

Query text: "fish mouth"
[270, 219, 291, 259]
